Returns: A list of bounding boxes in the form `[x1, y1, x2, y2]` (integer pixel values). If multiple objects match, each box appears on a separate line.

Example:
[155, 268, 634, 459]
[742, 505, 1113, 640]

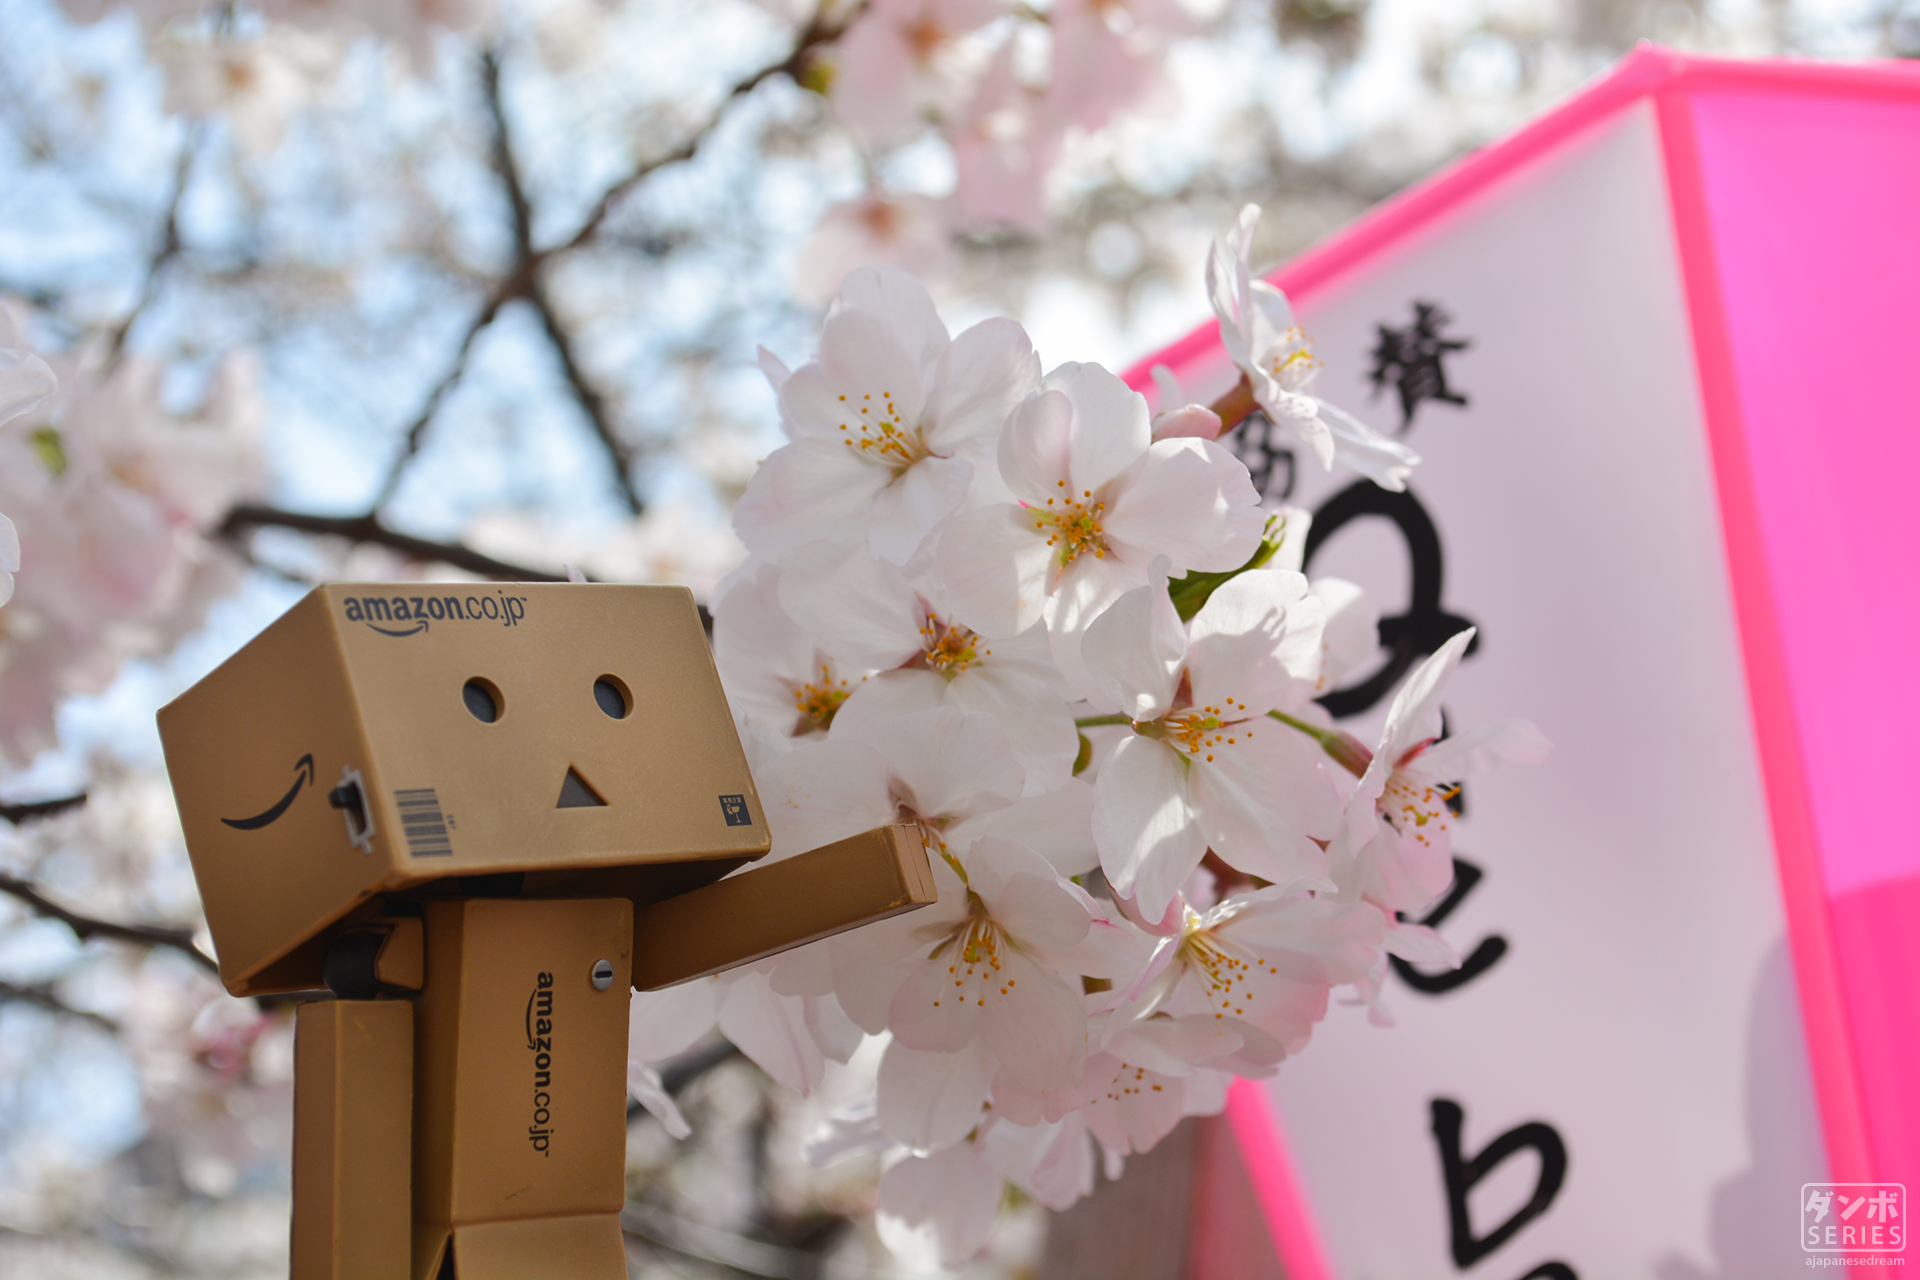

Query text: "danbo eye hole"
[593, 676, 631, 720]
[463, 678, 502, 724]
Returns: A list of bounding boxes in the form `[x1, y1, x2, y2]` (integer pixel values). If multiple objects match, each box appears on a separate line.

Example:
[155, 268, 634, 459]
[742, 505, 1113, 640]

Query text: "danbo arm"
[630, 824, 937, 990]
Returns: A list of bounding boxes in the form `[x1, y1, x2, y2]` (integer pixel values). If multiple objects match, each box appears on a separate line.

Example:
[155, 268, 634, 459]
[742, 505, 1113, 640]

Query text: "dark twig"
[554, 4, 861, 257]
[481, 49, 645, 514]
[0, 872, 218, 975]
[0, 792, 88, 824]
[105, 127, 198, 369]
[0, 979, 118, 1032]
[218, 504, 572, 581]
[370, 9, 859, 508]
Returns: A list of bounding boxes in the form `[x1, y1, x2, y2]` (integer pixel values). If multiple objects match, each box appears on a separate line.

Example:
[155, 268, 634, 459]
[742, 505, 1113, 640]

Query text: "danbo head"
[158, 583, 768, 996]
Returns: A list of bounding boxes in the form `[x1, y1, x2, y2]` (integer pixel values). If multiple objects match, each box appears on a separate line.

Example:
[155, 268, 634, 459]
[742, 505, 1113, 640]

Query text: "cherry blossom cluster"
[0, 306, 266, 765]
[795, 0, 1211, 298]
[630, 205, 1548, 1264]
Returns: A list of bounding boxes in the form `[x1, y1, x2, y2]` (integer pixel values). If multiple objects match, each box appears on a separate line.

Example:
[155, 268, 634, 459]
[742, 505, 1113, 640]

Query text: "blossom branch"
[1267, 708, 1373, 777]
[217, 504, 573, 581]
[0, 871, 219, 975]
[104, 126, 199, 370]
[553, 2, 864, 257]
[0, 793, 88, 824]
[0, 978, 117, 1032]
[373, 9, 861, 512]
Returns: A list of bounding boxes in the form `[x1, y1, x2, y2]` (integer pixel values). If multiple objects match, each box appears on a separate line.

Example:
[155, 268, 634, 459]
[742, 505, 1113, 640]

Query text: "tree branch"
[218, 504, 573, 581]
[555, 4, 861, 257]
[0, 792, 87, 824]
[369, 9, 860, 510]
[481, 48, 645, 514]
[0, 871, 218, 975]
[0, 979, 117, 1032]
[105, 126, 198, 369]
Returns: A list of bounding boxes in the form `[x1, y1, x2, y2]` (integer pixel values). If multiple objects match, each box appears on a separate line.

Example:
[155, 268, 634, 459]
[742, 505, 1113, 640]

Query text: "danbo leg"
[411, 898, 633, 1280]
[292, 999, 414, 1280]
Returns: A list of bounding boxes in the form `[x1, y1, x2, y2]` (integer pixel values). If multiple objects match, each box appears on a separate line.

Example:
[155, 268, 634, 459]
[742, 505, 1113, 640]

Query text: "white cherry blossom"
[828, 0, 1006, 151]
[1334, 628, 1551, 915]
[711, 559, 870, 740]
[734, 266, 1040, 565]
[776, 539, 1079, 790]
[1082, 560, 1343, 919]
[934, 361, 1266, 696]
[1113, 887, 1387, 1068]
[1208, 204, 1419, 491]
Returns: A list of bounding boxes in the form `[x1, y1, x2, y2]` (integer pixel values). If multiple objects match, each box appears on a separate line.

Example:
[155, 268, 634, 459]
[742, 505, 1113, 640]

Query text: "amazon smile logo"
[222, 754, 314, 831]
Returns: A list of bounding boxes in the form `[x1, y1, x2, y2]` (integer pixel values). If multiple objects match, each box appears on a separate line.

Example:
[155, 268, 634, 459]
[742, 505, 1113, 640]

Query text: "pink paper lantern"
[1125, 47, 1920, 1278]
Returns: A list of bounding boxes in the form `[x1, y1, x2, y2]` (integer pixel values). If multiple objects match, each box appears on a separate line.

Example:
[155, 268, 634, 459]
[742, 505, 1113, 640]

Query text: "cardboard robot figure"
[158, 583, 938, 1280]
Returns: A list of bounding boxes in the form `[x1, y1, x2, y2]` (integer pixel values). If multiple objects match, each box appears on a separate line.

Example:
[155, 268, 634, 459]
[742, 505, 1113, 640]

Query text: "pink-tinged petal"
[1151, 404, 1223, 441]
[1379, 626, 1475, 762]
[1383, 921, 1459, 968]
[1344, 823, 1455, 918]
[998, 387, 1074, 504]
[0, 343, 57, 429]
[877, 1039, 997, 1152]
[733, 436, 890, 556]
[992, 1115, 1096, 1211]
[1035, 915, 1159, 981]
[944, 662, 1079, 794]
[756, 345, 791, 397]
[1219, 894, 1386, 987]
[946, 779, 1097, 876]
[1044, 361, 1149, 493]
[1110, 1014, 1245, 1077]
[922, 316, 1041, 456]
[1187, 569, 1325, 712]
[628, 978, 717, 1063]
[981, 947, 1087, 1093]
[829, 668, 948, 745]
[756, 739, 898, 858]
[1044, 551, 1143, 700]
[805, 992, 864, 1063]
[777, 360, 852, 439]
[1081, 559, 1187, 721]
[1411, 718, 1552, 780]
[851, 707, 1025, 822]
[1190, 729, 1338, 886]
[764, 936, 837, 997]
[889, 951, 986, 1052]
[1313, 396, 1420, 492]
[1205, 204, 1260, 369]
[627, 1063, 691, 1139]
[1092, 735, 1205, 921]
[985, 871, 1092, 950]
[1313, 576, 1381, 692]
[934, 503, 1053, 638]
[867, 453, 973, 564]
[716, 970, 828, 1094]
[777, 539, 925, 670]
[877, 1141, 1003, 1267]
[1101, 438, 1264, 574]
[835, 263, 951, 382]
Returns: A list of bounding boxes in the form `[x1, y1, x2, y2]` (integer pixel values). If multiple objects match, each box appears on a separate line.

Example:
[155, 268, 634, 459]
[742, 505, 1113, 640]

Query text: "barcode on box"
[394, 788, 452, 857]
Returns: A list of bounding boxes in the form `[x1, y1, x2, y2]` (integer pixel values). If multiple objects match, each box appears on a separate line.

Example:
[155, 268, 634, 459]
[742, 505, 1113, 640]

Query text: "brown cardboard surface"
[292, 999, 413, 1280]
[449, 1214, 627, 1280]
[412, 899, 632, 1245]
[158, 583, 769, 995]
[631, 824, 938, 990]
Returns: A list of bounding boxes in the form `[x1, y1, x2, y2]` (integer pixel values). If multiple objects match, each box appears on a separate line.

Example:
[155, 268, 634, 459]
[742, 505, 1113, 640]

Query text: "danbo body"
[158, 583, 935, 1279]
